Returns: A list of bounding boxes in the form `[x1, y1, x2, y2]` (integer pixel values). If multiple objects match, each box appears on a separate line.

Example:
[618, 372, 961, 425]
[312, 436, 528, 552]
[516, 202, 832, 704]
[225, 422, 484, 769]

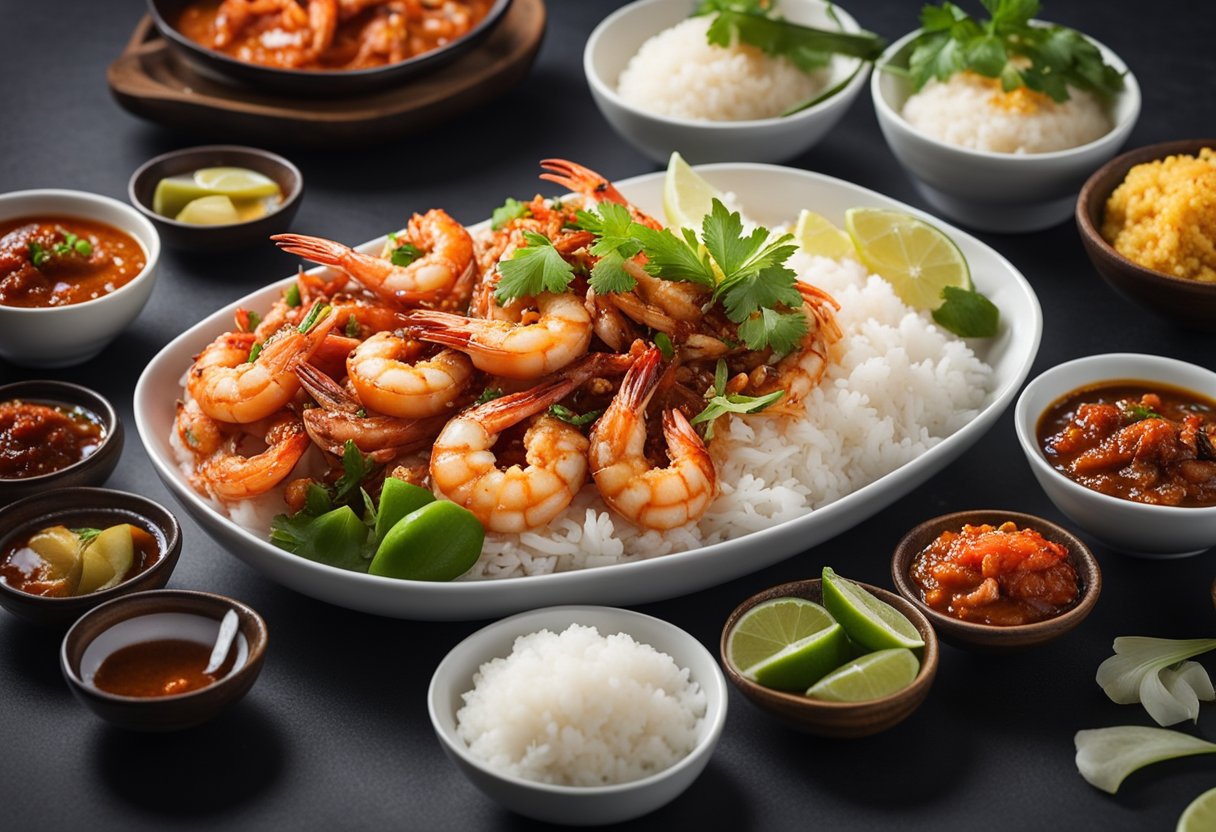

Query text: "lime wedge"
[153, 176, 218, 218]
[1178, 787, 1216, 832]
[844, 207, 970, 311]
[193, 167, 282, 199]
[176, 195, 241, 226]
[794, 209, 855, 259]
[663, 151, 725, 231]
[821, 566, 925, 652]
[727, 597, 848, 691]
[806, 648, 920, 702]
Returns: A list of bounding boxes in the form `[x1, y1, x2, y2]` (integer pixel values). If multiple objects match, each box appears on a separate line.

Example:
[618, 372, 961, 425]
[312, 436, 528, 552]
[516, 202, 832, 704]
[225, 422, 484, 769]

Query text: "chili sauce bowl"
[720, 579, 938, 737]
[871, 28, 1139, 233]
[0, 189, 160, 367]
[128, 145, 303, 253]
[585, 0, 872, 165]
[1014, 353, 1216, 558]
[0, 487, 181, 628]
[428, 605, 727, 826]
[0, 381, 123, 504]
[61, 590, 267, 731]
[891, 510, 1101, 651]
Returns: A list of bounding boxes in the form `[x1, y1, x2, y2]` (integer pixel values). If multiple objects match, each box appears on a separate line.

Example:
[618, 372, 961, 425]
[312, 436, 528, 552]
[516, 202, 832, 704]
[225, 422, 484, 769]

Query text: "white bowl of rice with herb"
[871, 6, 1140, 233]
[585, 0, 875, 164]
[428, 605, 727, 826]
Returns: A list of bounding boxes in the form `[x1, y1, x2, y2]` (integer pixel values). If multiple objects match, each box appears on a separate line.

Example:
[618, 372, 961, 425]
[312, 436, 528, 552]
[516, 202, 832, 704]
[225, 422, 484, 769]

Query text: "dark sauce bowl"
[146, 0, 514, 96]
[0, 381, 123, 505]
[891, 510, 1101, 652]
[0, 488, 181, 628]
[61, 590, 267, 731]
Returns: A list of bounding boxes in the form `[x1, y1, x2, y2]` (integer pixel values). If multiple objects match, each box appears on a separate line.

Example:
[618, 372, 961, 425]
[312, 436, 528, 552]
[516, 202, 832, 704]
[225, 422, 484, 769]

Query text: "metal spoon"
[204, 609, 239, 676]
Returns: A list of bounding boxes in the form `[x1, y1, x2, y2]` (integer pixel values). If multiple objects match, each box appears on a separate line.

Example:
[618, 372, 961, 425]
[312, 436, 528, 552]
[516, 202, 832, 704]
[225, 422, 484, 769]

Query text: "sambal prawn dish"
[170, 159, 994, 581]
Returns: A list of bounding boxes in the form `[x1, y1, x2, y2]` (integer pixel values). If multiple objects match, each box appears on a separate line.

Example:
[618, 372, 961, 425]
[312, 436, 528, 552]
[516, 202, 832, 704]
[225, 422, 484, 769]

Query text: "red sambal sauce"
[1037, 382, 1216, 507]
[0, 216, 145, 308]
[0, 400, 106, 479]
[0, 525, 160, 598]
[909, 522, 1079, 626]
[92, 638, 234, 697]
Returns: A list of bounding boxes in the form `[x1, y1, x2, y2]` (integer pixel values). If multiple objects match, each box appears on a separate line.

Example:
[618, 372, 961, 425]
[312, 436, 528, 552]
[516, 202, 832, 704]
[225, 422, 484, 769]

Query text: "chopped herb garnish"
[75, 239, 93, 256]
[654, 332, 675, 360]
[494, 231, 576, 304]
[548, 404, 603, 427]
[72, 527, 103, 544]
[248, 341, 264, 363]
[692, 388, 785, 440]
[575, 203, 641, 294]
[297, 303, 331, 334]
[1122, 403, 1161, 423]
[931, 285, 1000, 337]
[492, 197, 532, 230]
[285, 282, 302, 308]
[332, 439, 374, 506]
[356, 408, 367, 418]
[390, 242, 423, 268]
[345, 313, 359, 338]
[28, 241, 50, 267]
[247, 310, 262, 332]
[475, 387, 504, 405]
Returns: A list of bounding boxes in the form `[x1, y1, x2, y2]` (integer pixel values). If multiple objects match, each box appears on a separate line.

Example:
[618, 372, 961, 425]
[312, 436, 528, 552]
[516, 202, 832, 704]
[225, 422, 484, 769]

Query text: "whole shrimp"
[430, 352, 635, 533]
[344, 332, 474, 418]
[589, 347, 717, 531]
[272, 208, 474, 309]
[177, 400, 310, 501]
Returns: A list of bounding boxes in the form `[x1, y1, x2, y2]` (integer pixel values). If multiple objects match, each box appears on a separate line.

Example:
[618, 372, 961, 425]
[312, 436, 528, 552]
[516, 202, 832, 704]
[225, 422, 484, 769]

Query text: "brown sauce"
[1037, 382, 1216, 507]
[92, 639, 234, 697]
[0, 399, 106, 479]
[0, 525, 160, 598]
[0, 216, 146, 308]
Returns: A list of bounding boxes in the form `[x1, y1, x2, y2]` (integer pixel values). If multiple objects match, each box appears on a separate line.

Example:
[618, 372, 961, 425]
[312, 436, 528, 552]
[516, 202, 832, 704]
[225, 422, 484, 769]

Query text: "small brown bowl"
[1076, 138, 1216, 329]
[0, 381, 123, 504]
[0, 487, 181, 628]
[61, 590, 267, 731]
[720, 579, 938, 738]
[891, 510, 1101, 652]
[128, 145, 302, 252]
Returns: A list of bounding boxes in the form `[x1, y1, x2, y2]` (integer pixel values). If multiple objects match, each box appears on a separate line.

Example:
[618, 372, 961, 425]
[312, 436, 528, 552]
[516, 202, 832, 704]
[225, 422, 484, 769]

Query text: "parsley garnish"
[897, 0, 1124, 102]
[491, 197, 532, 230]
[390, 241, 423, 268]
[494, 231, 576, 304]
[931, 286, 999, 337]
[332, 439, 375, 506]
[1122, 404, 1161, 423]
[28, 241, 50, 267]
[72, 527, 103, 545]
[548, 404, 603, 427]
[691, 359, 785, 440]
[475, 387, 504, 405]
[575, 203, 641, 294]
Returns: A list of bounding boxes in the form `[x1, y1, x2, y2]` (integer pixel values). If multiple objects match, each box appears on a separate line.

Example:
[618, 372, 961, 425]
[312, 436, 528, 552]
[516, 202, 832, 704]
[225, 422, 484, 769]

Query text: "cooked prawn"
[344, 331, 474, 418]
[539, 159, 661, 230]
[753, 282, 842, 411]
[197, 410, 312, 501]
[589, 347, 717, 530]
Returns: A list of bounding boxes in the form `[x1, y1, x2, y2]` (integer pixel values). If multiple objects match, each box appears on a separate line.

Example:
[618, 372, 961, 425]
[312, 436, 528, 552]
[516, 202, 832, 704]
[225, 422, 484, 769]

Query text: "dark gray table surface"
[2, 1, 1214, 829]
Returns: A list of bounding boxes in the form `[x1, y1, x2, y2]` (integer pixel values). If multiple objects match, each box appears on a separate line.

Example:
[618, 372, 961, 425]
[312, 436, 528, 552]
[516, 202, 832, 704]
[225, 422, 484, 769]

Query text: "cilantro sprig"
[895, 0, 1124, 102]
[491, 197, 532, 230]
[575, 203, 642, 295]
[27, 228, 94, 269]
[387, 232, 423, 268]
[548, 404, 603, 427]
[493, 231, 576, 304]
[691, 359, 785, 440]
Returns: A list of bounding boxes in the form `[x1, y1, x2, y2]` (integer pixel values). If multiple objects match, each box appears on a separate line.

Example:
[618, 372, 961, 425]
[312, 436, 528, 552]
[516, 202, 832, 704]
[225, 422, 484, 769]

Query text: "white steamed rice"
[901, 72, 1111, 154]
[616, 16, 826, 121]
[455, 624, 705, 786]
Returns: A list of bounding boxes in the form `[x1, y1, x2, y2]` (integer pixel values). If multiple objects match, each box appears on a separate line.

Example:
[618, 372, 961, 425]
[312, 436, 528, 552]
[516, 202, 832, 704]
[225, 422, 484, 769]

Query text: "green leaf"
[703, 7, 886, 70]
[494, 231, 576, 304]
[719, 265, 803, 324]
[246, 310, 262, 332]
[654, 332, 675, 360]
[701, 199, 770, 279]
[737, 307, 809, 354]
[548, 404, 603, 427]
[305, 482, 332, 515]
[331, 439, 375, 507]
[931, 286, 999, 337]
[390, 242, 422, 267]
[491, 197, 531, 230]
[475, 387, 503, 405]
[588, 250, 637, 295]
[72, 527, 103, 545]
[633, 225, 717, 288]
[1122, 404, 1161, 422]
[270, 505, 372, 573]
[285, 282, 302, 308]
[966, 34, 1006, 76]
[296, 302, 331, 334]
[713, 358, 728, 397]
[691, 389, 784, 440]
[28, 241, 50, 267]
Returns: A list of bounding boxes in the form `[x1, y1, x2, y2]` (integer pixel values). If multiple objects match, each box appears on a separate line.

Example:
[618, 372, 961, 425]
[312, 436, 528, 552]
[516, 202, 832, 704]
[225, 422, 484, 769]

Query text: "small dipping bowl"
[1076, 138, 1216, 329]
[428, 605, 727, 826]
[871, 26, 1139, 233]
[1014, 353, 1216, 558]
[0, 189, 160, 367]
[0, 380, 123, 504]
[720, 579, 938, 737]
[61, 590, 266, 731]
[0, 487, 181, 628]
[891, 510, 1101, 651]
[128, 145, 303, 252]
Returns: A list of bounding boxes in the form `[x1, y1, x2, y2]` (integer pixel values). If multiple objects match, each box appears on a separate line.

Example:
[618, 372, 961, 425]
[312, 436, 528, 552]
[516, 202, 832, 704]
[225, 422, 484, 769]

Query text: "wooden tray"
[107, 0, 546, 147]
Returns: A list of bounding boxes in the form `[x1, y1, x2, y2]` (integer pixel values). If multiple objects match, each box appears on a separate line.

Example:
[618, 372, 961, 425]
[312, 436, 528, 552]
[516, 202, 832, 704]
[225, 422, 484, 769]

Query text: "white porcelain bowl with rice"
[585, 0, 872, 164]
[427, 605, 727, 826]
[871, 27, 1140, 233]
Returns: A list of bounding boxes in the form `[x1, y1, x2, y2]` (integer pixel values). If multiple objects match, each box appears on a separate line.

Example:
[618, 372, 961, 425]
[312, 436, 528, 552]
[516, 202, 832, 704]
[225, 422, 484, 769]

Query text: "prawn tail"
[271, 233, 352, 268]
[406, 310, 498, 350]
[617, 346, 664, 411]
[295, 362, 360, 413]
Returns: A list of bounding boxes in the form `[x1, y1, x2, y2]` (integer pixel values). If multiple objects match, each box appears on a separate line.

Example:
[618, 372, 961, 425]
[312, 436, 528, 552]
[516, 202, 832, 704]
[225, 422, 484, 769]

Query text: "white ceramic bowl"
[1014, 353, 1216, 558]
[871, 27, 1140, 233]
[585, 0, 872, 164]
[428, 605, 727, 826]
[0, 189, 160, 367]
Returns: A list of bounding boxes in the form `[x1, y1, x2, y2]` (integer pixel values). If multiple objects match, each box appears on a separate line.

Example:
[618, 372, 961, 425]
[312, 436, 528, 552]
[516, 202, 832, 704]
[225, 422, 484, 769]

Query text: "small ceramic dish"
[128, 145, 303, 252]
[145, 0, 514, 96]
[871, 27, 1139, 232]
[428, 605, 727, 826]
[61, 589, 267, 731]
[0, 381, 123, 504]
[1014, 353, 1216, 558]
[0, 189, 160, 367]
[720, 579, 938, 737]
[1076, 138, 1216, 329]
[585, 0, 872, 164]
[0, 487, 181, 628]
[891, 510, 1101, 651]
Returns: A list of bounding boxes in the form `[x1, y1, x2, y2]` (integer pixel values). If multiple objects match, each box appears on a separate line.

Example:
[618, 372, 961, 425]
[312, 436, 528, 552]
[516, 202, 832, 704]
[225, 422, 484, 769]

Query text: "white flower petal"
[1075, 726, 1216, 794]
[1139, 669, 1195, 727]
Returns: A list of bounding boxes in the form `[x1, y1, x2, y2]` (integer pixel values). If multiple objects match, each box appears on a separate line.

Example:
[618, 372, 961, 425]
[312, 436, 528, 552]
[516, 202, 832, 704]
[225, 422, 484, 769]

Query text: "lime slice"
[1178, 787, 1216, 832]
[844, 207, 970, 311]
[806, 648, 920, 702]
[193, 167, 282, 199]
[175, 195, 241, 226]
[794, 209, 855, 259]
[153, 176, 218, 218]
[663, 151, 725, 231]
[821, 566, 925, 653]
[727, 597, 848, 691]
